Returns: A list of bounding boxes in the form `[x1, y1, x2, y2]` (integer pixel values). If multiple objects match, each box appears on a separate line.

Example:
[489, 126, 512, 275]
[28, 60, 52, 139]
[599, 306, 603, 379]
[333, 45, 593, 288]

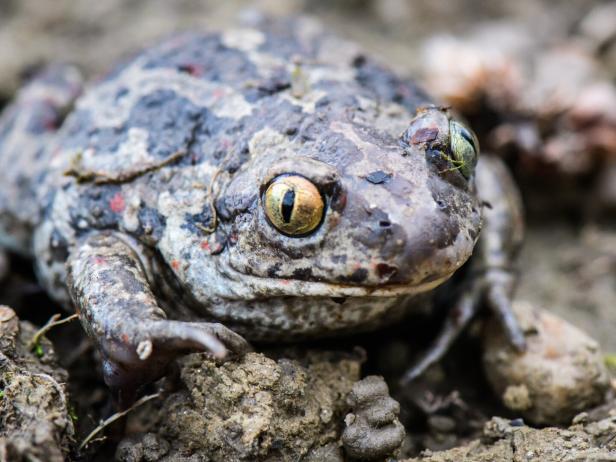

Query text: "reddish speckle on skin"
[171, 260, 180, 270]
[411, 127, 439, 145]
[280, 279, 290, 285]
[93, 256, 106, 265]
[200, 241, 211, 251]
[109, 192, 126, 213]
[212, 88, 225, 100]
[121, 334, 130, 344]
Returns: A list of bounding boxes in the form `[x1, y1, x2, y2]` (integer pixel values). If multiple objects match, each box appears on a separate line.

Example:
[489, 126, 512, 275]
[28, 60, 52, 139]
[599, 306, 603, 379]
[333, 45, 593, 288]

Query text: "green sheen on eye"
[449, 121, 479, 179]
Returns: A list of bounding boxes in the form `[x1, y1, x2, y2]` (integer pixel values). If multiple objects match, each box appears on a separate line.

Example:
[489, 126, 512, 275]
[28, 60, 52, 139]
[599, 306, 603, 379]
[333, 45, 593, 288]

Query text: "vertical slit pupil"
[281, 189, 295, 223]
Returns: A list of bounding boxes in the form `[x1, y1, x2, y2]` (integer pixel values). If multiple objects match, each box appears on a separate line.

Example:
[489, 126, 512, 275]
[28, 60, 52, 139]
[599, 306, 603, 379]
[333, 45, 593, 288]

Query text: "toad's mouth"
[222, 266, 456, 300]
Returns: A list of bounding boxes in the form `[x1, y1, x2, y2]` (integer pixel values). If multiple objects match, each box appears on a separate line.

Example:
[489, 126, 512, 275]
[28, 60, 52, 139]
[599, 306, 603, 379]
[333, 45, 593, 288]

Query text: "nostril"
[379, 220, 391, 228]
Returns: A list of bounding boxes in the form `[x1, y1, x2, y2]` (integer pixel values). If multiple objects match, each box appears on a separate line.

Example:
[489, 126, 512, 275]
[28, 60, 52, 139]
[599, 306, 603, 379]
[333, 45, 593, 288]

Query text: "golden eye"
[449, 121, 479, 178]
[264, 175, 324, 236]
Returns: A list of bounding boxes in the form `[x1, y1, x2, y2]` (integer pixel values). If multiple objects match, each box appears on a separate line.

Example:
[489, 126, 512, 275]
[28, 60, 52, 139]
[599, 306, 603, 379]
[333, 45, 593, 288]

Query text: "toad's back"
[50, 18, 430, 189]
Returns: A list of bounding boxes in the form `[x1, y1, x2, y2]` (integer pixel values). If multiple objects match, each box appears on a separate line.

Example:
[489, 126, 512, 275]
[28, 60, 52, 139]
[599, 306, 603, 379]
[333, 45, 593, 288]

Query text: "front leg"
[402, 156, 525, 383]
[472, 155, 526, 350]
[66, 231, 249, 407]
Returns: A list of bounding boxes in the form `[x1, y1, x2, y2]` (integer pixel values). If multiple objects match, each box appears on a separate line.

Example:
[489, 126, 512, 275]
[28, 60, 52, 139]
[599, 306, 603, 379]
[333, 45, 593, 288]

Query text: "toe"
[208, 323, 252, 355]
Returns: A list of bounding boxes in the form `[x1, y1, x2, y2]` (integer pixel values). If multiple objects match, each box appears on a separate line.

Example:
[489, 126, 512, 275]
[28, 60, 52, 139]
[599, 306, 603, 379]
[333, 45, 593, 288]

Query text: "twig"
[28, 313, 79, 351]
[78, 393, 160, 451]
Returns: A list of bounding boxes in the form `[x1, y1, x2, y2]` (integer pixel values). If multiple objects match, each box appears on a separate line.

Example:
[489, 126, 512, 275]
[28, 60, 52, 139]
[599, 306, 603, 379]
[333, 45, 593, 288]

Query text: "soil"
[0, 306, 74, 462]
[403, 406, 616, 462]
[0, 1, 614, 461]
[116, 350, 363, 462]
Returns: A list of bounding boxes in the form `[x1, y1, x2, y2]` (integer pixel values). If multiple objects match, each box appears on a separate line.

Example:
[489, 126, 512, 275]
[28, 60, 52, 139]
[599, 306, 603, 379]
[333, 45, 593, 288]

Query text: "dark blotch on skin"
[69, 185, 122, 231]
[376, 263, 398, 280]
[129, 90, 202, 159]
[245, 68, 291, 101]
[138, 206, 166, 242]
[181, 207, 214, 235]
[365, 170, 392, 185]
[267, 263, 281, 278]
[340, 268, 368, 284]
[292, 267, 313, 280]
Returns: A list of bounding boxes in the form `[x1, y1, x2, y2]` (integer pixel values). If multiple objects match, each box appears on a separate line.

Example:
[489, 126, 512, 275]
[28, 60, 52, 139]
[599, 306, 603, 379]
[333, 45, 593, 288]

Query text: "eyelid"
[260, 157, 339, 194]
[260, 157, 346, 214]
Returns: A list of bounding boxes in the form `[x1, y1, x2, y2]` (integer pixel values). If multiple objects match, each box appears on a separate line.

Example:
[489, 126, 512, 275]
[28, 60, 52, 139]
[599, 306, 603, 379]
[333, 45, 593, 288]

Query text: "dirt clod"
[403, 405, 616, 462]
[342, 375, 405, 460]
[482, 301, 610, 425]
[0, 305, 74, 462]
[119, 349, 363, 462]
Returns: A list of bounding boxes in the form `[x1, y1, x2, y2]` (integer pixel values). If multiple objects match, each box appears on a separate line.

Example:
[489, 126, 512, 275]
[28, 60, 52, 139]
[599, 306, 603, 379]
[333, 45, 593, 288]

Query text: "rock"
[482, 301, 610, 425]
[402, 404, 616, 462]
[119, 349, 363, 462]
[0, 305, 74, 462]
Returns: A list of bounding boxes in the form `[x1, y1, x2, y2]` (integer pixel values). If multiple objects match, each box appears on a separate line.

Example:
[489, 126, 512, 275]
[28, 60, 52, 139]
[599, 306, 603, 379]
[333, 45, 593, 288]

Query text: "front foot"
[342, 376, 405, 461]
[101, 320, 250, 407]
[66, 231, 251, 408]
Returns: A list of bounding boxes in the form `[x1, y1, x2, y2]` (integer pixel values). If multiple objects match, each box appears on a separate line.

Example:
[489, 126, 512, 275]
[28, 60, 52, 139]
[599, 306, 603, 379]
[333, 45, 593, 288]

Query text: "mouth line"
[226, 268, 455, 298]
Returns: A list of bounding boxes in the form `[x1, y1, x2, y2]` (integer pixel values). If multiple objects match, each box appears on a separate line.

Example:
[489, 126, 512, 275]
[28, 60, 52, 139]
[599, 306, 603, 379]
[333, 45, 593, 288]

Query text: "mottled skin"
[0, 17, 525, 459]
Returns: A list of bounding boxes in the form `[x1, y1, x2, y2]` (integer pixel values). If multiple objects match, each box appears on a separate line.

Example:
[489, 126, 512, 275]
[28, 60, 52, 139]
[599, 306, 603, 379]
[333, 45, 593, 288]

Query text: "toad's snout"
[342, 185, 481, 289]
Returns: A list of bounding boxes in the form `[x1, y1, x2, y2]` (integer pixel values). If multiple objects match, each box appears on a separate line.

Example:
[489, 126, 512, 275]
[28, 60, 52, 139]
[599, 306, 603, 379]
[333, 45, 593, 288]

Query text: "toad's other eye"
[449, 121, 479, 179]
[264, 175, 324, 236]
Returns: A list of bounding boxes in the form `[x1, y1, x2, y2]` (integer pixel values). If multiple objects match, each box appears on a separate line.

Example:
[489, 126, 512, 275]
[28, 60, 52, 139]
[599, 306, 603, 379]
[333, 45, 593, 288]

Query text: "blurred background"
[0, 0, 614, 347]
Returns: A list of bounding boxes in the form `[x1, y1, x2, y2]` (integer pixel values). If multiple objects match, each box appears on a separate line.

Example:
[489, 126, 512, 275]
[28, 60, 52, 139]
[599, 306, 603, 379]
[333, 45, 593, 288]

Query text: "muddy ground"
[0, 0, 614, 461]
